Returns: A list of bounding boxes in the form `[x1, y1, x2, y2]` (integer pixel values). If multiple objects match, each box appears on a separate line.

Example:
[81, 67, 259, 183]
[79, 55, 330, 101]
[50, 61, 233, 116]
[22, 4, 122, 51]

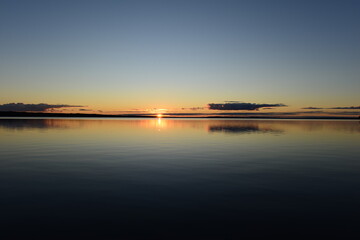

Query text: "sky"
[0, 0, 359, 116]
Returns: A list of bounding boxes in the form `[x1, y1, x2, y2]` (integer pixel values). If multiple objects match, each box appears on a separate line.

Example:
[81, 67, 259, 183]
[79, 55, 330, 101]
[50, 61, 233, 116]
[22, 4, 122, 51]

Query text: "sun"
[157, 113, 163, 118]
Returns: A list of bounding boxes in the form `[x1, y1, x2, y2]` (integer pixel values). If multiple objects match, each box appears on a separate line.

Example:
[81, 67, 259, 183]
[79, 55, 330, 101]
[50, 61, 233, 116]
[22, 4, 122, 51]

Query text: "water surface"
[0, 118, 359, 239]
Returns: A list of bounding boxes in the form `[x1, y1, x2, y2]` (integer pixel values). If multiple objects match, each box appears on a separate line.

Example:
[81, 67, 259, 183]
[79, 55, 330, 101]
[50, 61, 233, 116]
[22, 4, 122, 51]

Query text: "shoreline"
[0, 111, 358, 120]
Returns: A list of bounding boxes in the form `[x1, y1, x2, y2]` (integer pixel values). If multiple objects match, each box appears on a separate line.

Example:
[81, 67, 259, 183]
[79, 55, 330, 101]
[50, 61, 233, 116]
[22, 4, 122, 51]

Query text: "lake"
[0, 118, 359, 239]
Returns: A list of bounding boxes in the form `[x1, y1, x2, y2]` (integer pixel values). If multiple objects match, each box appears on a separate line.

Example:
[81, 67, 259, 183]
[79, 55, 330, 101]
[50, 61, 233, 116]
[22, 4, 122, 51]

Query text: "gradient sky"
[0, 0, 359, 113]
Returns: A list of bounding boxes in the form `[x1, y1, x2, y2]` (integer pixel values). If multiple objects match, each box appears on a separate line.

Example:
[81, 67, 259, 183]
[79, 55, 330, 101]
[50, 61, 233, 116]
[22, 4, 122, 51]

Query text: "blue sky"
[0, 0, 359, 114]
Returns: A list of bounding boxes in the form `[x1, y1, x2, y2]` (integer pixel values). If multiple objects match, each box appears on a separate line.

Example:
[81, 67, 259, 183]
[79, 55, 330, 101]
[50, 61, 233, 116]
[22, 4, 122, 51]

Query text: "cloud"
[328, 106, 360, 110]
[302, 106, 359, 110]
[208, 102, 287, 111]
[165, 112, 297, 116]
[302, 107, 324, 109]
[0, 103, 83, 112]
[181, 107, 205, 111]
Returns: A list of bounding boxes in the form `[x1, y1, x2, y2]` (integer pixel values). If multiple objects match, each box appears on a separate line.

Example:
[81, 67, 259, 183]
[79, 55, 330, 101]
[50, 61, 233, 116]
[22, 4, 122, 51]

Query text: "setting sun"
[157, 113, 163, 118]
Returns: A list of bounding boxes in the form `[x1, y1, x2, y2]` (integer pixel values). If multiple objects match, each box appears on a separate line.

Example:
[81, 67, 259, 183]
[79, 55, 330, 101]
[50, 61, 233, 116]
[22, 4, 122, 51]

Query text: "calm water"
[0, 118, 359, 239]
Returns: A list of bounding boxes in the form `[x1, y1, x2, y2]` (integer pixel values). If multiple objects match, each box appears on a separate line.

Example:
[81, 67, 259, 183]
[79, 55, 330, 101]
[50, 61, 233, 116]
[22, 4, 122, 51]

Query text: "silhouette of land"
[0, 111, 154, 118]
[0, 111, 358, 119]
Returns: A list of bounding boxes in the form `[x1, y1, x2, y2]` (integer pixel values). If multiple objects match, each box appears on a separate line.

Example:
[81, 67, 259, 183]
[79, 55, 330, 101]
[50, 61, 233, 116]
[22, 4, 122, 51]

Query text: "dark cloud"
[301, 111, 325, 114]
[181, 107, 205, 111]
[208, 102, 287, 111]
[328, 106, 360, 110]
[165, 112, 297, 116]
[302, 107, 324, 109]
[0, 103, 83, 112]
[79, 109, 91, 111]
[303, 106, 359, 110]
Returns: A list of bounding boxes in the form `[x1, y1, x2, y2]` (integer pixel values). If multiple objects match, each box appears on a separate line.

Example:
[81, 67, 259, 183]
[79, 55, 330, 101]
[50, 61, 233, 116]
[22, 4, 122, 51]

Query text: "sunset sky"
[0, 0, 359, 116]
